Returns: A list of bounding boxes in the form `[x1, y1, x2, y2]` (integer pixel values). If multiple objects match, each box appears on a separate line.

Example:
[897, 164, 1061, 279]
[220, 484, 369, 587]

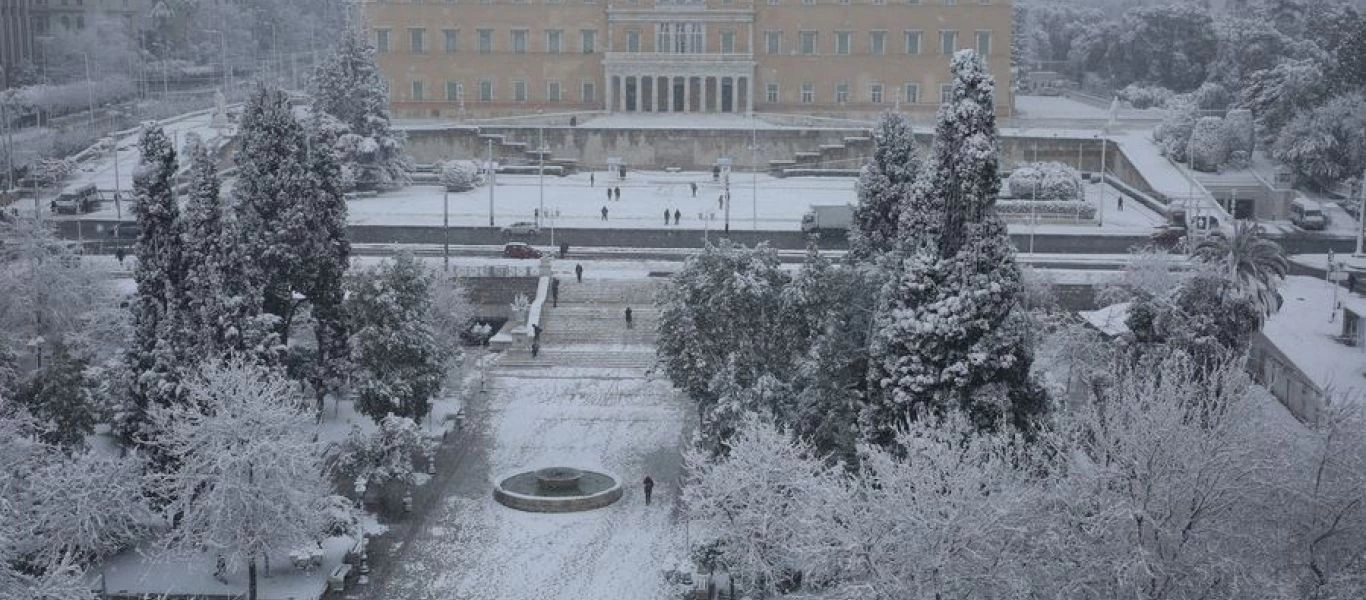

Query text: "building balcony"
[604, 52, 754, 65]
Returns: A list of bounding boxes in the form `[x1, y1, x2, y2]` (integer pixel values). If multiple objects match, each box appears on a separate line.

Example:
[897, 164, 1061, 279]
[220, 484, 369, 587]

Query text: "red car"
[502, 242, 542, 259]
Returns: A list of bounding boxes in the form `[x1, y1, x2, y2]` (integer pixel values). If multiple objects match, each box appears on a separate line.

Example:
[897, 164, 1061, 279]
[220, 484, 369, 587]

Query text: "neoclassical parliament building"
[361, 0, 1013, 118]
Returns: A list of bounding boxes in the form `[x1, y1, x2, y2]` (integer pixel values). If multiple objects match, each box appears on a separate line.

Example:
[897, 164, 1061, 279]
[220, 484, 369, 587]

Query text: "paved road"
[51, 219, 1360, 256]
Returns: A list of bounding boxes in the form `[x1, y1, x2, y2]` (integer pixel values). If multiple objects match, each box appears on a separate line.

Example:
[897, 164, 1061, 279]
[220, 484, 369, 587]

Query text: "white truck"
[800, 204, 853, 235]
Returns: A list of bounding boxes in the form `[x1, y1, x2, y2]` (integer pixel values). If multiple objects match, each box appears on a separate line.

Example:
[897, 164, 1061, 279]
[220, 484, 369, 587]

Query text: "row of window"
[376, 27, 991, 57]
[398, 78, 954, 105]
[404, 79, 599, 103]
[378, 27, 599, 54]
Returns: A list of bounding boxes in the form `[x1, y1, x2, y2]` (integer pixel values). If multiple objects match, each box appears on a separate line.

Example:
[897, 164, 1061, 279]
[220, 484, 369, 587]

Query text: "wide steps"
[497, 349, 656, 369]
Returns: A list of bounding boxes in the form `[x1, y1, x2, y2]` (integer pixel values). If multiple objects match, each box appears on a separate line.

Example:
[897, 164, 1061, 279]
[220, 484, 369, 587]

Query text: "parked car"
[501, 221, 539, 236]
[502, 242, 542, 259]
[1290, 197, 1328, 231]
[109, 223, 142, 239]
[51, 184, 100, 215]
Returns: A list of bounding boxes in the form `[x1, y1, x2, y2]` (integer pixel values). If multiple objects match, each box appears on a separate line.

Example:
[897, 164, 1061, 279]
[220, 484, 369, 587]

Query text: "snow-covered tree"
[298, 119, 352, 413]
[1102, 4, 1219, 91]
[233, 87, 317, 344]
[11, 342, 95, 449]
[345, 252, 446, 423]
[1127, 271, 1263, 363]
[333, 414, 435, 491]
[683, 415, 854, 596]
[851, 112, 921, 258]
[429, 272, 474, 357]
[1239, 58, 1329, 139]
[1005, 161, 1082, 200]
[438, 160, 483, 192]
[1153, 99, 1200, 162]
[126, 125, 186, 444]
[143, 359, 329, 600]
[1190, 115, 1231, 172]
[1272, 92, 1366, 189]
[865, 50, 1042, 444]
[0, 216, 112, 369]
[310, 26, 408, 191]
[1193, 221, 1289, 322]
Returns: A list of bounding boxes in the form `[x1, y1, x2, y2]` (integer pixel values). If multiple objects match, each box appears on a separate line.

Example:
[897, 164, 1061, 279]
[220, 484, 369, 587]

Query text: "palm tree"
[1193, 221, 1289, 320]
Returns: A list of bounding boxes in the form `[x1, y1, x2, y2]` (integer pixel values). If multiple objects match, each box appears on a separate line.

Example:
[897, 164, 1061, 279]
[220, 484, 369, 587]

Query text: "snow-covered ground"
[67, 109, 230, 197]
[375, 370, 689, 600]
[1013, 95, 1165, 122]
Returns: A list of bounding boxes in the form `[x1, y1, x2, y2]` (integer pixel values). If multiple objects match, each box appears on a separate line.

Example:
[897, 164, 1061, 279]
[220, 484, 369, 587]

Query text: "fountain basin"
[494, 467, 622, 513]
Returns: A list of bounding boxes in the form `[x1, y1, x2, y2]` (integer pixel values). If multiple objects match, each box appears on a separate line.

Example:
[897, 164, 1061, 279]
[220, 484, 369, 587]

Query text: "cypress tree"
[310, 26, 408, 190]
[851, 111, 922, 259]
[302, 118, 352, 413]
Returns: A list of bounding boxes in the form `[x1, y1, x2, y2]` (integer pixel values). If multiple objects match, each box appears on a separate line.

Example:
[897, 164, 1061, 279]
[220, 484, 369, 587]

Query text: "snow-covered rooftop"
[1263, 276, 1366, 395]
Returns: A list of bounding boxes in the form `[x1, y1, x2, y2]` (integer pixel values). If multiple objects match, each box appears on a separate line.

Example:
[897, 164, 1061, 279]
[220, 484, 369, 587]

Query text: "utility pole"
[487, 138, 495, 227]
[111, 135, 122, 219]
[443, 189, 450, 271]
[751, 116, 758, 231]
[1097, 133, 1107, 227]
[1355, 169, 1366, 257]
[2, 66, 13, 193]
[538, 127, 545, 229]
[84, 53, 95, 135]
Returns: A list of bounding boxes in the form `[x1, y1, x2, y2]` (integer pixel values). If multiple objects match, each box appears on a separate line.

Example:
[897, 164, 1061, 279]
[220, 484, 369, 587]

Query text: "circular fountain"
[493, 467, 622, 513]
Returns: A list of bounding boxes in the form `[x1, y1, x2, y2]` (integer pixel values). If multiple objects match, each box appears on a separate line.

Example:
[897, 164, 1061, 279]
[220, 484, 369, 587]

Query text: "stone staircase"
[496, 279, 662, 371]
[770, 135, 873, 176]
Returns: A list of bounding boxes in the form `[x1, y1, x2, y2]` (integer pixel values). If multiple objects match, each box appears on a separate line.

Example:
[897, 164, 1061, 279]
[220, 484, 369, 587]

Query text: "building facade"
[1, 0, 34, 86]
[362, 0, 1013, 119]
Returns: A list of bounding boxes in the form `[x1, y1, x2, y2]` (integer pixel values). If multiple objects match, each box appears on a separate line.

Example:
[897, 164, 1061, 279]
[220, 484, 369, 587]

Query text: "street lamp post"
[750, 115, 758, 231]
[1355, 168, 1366, 257]
[83, 53, 95, 135]
[538, 127, 546, 229]
[487, 138, 496, 227]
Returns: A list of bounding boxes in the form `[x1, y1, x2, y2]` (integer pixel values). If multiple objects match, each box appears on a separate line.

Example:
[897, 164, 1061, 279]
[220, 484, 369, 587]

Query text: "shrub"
[1188, 81, 1233, 110]
[1006, 162, 1082, 200]
[995, 199, 1097, 220]
[1153, 101, 1199, 162]
[1190, 116, 1229, 172]
[1224, 109, 1255, 156]
[438, 159, 483, 192]
[1118, 84, 1174, 110]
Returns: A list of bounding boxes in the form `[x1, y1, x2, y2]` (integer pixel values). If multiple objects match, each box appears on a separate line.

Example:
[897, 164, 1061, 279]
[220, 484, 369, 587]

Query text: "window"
[870, 83, 883, 103]
[581, 29, 596, 53]
[512, 30, 527, 54]
[657, 23, 704, 54]
[836, 82, 849, 103]
[411, 80, 425, 101]
[870, 31, 886, 55]
[764, 31, 781, 54]
[839, 0, 849, 4]
[975, 31, 991, 56]
[907, 0, 920, 3]
[626, 30, 640, 52]
[581, 81, 596, 102]
[766, 83, 779, 103]
[799, 31, 817, 55]
[75, 15, 83, 29]
[446, 81, 463, 102]
[768, 0, 778, 4]
[873, 0, 885, 5]
[940, 30, 957, 55]
[376, 29, 390, 53]
[904, 31, 921, 55]
[721, 30, 735, 53]
[904, 83, 919, 104]
[478, 29, 493, 54]
[802, 0, 814, 5]
[444, 29, 459, 54]
[801, 82, 814, 103]
[409, 28, 425, 54]
[513, 80, 528, 102]
[940, 83, 953, 104]
[479, 79, 493, 102]
[546, 30, 563, 53]
[547, 81, 562, 102]
[835, 32, 851, 55]
[942, 0, 956, 4]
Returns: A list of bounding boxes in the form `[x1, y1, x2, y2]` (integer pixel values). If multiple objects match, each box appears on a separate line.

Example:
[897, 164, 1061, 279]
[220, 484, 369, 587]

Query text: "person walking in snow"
[643, 475, 654, 505]
[590, 172, 595, 187]
[674, 209, 681, 225]
[601, 205, 609, 220]
[560, 241, 569, 258]
[625, 306, 634, 329]
[575, 263, 583, 283]
[606, 187, 612, 202]
[531, 339, 540, 358]
[1117, 195, 1124, 211]
[690, 182, 698, 197]
[718, 194, 724, 210]
[552, 278, 561, 307]
[613, 186, 621, 201]
[665, 209, 671, 225]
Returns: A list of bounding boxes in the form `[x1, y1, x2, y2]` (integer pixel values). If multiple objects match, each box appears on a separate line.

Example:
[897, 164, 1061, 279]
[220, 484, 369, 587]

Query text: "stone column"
[716, 77, 725, 113]
[746, 76, 753, 115]
[616, 75, 626, 112]
[730, 77, 739, 114]
[684, 76, 692, 112]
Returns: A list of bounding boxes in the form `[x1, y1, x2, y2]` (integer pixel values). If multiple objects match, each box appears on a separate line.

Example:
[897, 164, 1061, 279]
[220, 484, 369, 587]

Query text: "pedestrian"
[690, 182, 697, 197]
[575, 263, 583, 283]
[614, 186, 621, 201]
[607, 187, 612, 202]
[1117, 195, 1124, 211]
[534, 207, 540, 223]
[590, 172, 595, 187]
[619, 165, 626, 179]
[533, 323, 542, 340]
[642, 474, 654, 505]
[665, 209, 671, 225]
[570, 115, 578, 127]
[560, 241, 569, 258]
[1349, 272, 1357, 294]
[625, 306, 633, 328]
[552, 278, 561, 307]
[674, 208, 681, 224]
[718, 194, 724, 210]
[712, 165, 721, 181]
[114, 246, 126, 265]
[601, 205, 609, 220]
[531, 339, 540, 358]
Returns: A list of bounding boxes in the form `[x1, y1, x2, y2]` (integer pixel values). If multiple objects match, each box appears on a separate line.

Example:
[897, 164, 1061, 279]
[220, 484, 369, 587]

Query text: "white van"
[1290, 197, 1327, 230]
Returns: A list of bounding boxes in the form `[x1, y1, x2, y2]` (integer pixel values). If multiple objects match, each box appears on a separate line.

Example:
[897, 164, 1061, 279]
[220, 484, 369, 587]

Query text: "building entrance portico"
[609, 72, 751, 114]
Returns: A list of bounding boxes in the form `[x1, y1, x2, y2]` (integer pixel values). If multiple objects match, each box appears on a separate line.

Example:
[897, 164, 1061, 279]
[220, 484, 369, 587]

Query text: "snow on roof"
[1079, 302, 1132, 337]
[1263, 276, 1366, 395]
